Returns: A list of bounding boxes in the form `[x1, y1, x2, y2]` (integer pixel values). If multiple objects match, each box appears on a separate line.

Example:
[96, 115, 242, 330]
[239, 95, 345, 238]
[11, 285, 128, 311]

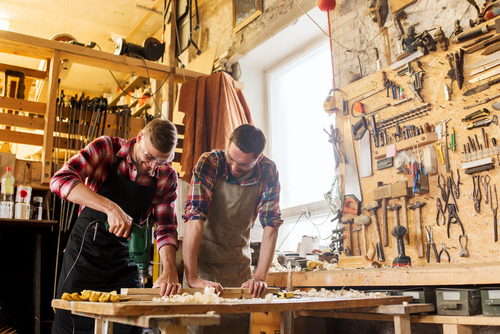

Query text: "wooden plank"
[52, 295, 412, 317]
[125, 0, 163, 42]
[315, 303, 435, 315]
[373, 132, 438, 160]
[0, 129, 43, 146]
[0, 96, 47, 114]
[121, 287, 280, 298]
[0, 218, 57, 227]
[0, 113, 45, 130]
[443, 324, 473, 334]
[77, 313, 220, 328]
[287, 262, 500, 288]
[186, 45, 218, 75]
[389, 0, 417, 14]
[41, 49, 60, 184]
[394, 314, 411, 334]
[0, 63, 47, 79]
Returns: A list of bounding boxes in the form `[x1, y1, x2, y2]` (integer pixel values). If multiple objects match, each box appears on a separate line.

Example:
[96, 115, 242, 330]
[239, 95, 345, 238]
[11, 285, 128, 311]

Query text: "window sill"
[281, 200, 330, 219]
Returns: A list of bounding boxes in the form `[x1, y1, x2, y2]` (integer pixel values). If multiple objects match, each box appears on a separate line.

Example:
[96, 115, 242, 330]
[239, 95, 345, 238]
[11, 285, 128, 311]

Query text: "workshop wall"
[328, 0, 475, 88]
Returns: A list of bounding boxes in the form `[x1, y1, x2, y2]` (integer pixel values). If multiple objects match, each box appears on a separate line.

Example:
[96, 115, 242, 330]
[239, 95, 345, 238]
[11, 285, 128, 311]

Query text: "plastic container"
[0, 166, 15, 219]
[32, 196, 43, 220]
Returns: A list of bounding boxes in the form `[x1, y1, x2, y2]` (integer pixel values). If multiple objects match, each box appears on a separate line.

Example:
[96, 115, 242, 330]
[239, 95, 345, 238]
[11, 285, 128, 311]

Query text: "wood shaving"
[295, 288, 387, 299]
[152, 286, 268, 304]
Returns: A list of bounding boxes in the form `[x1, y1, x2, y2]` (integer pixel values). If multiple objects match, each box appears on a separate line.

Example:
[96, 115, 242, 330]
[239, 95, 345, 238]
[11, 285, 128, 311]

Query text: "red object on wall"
[318, 0, 336, 12]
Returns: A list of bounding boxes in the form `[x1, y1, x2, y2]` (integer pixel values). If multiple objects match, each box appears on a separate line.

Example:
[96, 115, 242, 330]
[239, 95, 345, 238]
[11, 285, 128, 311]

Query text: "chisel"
[464, 77, 500, 95]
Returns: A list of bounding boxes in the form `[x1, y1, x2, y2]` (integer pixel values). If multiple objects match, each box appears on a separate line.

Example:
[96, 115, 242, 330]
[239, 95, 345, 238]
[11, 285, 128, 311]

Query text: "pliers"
[438, 243, 451, 263]
[447, 203, 465, 238]
[472, 175, 481, 213]
[450, 169, 461, 199]
[481, 175, 491, 205]
[425, 226, 440, 263]
[447, 175, 459, 211]
[436, 198, 445, 226]
[437, 174, 449, 212]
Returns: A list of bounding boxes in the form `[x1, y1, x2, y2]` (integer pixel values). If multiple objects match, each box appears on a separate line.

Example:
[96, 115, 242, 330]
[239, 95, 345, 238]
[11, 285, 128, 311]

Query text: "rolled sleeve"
[258, 161, 283, 230]
[154, 170, 180, 250]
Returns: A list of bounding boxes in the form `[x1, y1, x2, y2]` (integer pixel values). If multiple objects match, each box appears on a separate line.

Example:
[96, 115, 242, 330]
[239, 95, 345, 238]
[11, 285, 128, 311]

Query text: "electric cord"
[277, 212, 304, 251]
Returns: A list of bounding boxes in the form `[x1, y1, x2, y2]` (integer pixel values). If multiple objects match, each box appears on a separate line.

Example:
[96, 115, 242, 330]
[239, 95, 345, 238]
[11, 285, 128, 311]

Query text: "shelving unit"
[108, 75, 147, 107]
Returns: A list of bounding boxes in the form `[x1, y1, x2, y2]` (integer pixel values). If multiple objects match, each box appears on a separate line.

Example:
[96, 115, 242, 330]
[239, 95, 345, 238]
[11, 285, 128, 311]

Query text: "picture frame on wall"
[233, 0, 263, 34]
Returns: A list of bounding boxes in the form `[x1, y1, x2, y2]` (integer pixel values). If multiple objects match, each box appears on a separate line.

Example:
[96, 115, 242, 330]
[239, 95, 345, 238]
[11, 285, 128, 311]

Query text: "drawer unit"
[481, 288, 500, 317]
[436, 288, 481, 316]
[397, 288, 436, 305]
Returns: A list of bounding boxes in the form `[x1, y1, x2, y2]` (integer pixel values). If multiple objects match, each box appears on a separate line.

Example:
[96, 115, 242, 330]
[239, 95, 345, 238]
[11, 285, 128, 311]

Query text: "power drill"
[104, 222, 151, 287]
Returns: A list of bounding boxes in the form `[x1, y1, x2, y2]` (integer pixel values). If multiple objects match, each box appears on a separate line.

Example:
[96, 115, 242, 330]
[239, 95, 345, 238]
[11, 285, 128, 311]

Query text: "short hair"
[142, 118, 178, 154]
[228, 124, 266, 158]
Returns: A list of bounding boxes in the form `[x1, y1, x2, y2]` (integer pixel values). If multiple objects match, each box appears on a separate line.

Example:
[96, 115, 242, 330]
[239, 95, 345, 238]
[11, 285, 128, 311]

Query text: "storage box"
[481, 288, 500, 317]
[398, 288, 436, 305]
[436, 288, 482, 316]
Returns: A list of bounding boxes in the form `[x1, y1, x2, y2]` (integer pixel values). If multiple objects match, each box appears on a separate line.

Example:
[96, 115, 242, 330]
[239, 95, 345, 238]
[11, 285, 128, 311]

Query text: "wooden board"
[121, 287, 280, 299]
[185, 45, 218, 75]
[52, 295, 412, 317]
[389, 0, 417, 14]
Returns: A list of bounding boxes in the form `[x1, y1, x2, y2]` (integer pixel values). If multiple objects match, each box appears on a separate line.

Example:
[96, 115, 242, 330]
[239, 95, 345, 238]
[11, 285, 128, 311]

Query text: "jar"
[32, 196, 43, 220]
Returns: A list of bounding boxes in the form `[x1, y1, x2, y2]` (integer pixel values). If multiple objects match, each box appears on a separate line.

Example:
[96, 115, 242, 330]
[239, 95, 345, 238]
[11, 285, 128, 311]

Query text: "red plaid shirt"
[50, 136, 179, 250]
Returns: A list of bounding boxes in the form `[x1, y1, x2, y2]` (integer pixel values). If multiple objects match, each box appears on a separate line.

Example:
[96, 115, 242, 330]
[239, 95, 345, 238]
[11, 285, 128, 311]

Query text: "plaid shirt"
[184, 149, 283, 230]
[50, 136, 179, 250]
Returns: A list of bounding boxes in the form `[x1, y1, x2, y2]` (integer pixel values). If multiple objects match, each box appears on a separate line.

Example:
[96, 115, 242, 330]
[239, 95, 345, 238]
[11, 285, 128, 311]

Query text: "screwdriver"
[492, 138, 500, 166]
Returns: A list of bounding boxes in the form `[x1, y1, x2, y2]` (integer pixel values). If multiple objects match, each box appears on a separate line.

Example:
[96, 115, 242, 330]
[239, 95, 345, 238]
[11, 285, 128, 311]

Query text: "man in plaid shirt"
[183, 124, 283, 306]
[51, 119, 180, 334]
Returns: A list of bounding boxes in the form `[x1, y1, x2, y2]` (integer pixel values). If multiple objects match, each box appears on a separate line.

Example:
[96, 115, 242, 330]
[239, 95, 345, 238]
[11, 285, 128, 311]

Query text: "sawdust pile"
[152, 287, 274, 304]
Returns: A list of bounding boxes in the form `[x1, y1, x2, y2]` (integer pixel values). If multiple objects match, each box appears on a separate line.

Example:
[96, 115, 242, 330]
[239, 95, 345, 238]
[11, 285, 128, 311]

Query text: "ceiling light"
[0, 19, 9, 31]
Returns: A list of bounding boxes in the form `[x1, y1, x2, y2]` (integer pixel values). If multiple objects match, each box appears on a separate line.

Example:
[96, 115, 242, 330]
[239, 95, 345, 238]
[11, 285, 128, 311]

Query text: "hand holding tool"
[425, 226, 440, 263]
[438, 243, 451, 263]
[361, 201, 384, 262]
[490, 184, 498, 242]
[354, 214, 371, 255]
[473, 175, 482, 213]
[408, 201, 426, 258]
[459, 234, 469, 257]
[105, 221, 150, 287]
[392, 225, 411, 267]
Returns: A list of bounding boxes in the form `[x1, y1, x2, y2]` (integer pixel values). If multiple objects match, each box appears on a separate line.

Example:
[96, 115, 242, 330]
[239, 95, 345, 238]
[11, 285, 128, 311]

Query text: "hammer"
[354, 214, 371, 255]
[408, 201, 427, 258]
[387, 203, 402, 257]
[373, 183, 392, 247]
[390, 181, 412, 245]
[361, 201, 385, 262]
[353, 228, 362, 256]
[341, 214, 356, 254]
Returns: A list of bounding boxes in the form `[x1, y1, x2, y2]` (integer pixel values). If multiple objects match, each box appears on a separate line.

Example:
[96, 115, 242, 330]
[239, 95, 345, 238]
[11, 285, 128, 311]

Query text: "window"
[267, 41, 336, 211]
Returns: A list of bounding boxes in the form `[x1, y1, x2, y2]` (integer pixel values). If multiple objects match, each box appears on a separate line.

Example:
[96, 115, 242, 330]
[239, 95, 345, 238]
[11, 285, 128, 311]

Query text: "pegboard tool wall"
[333, 42, 500, 267]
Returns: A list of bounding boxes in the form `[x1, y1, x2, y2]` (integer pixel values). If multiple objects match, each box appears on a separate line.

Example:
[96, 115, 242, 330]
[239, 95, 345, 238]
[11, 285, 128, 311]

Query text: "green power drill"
[104, 221, 151, 287]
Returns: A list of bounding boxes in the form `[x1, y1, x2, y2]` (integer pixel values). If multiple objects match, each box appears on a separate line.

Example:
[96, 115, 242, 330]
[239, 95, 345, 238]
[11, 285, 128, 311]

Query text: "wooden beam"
[0, 63, 47, 79]
[126, 0, 163, 42]
[0, 113, 45, 130]
[0, 129, 43, 146]
[41, 49, 60, 184]
[0, 96, 47, 114]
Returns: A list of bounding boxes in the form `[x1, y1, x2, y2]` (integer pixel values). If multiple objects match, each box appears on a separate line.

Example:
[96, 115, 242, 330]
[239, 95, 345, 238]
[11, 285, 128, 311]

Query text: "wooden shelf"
[109, 76, 145, 107]
[373, 132, 439, 160]
[132, 103, 151, 117]
[0, 218, 57, 228]
[267, 262, 500, 289]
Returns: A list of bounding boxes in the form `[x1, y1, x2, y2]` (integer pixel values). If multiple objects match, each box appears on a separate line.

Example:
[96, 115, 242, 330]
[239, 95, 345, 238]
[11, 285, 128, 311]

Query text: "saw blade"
[468, 66, 500, 84]
[470, 59, 500, 76]
[359, 131, 372, 178]
[465, 50, 500, 69]
[343, 117, 362, 203]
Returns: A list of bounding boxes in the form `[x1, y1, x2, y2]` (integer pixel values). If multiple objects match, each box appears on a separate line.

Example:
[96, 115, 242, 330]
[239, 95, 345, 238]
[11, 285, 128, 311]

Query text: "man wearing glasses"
[183, 124, 283, 333]
[50, 118, 181, 334]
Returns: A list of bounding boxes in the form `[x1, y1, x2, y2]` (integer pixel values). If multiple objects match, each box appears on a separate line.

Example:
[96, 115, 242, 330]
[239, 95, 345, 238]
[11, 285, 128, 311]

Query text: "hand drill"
[105, 222, 151, 287]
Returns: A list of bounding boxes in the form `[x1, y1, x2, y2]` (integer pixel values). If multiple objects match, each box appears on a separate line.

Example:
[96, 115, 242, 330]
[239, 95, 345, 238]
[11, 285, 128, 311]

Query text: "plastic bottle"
[15, 163, 32, 219]
[32, 196, 43, 220]
[1, 166, 15, 219]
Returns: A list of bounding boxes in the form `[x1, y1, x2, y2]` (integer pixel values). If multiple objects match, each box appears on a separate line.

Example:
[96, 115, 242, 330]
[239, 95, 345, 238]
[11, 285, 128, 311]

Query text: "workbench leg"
[159, 326, 187, 334]
[94, 319, 113, 334]
[393, 315, 411, 334]
[280, 311, 293, 334]
[443, 324, 473, 334]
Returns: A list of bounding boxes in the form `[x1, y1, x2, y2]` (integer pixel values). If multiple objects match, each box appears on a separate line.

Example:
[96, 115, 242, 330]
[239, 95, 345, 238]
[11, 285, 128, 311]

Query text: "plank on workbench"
[52, 295, 412, 317]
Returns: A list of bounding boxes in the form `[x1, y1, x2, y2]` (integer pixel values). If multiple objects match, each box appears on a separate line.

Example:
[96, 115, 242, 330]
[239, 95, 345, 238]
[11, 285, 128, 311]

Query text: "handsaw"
[343, 117, 362, 213]
[470, 59, 500, 76]
[468, 66, 500, 83]
[465, 50, 500, 69]
[463, 76, 500, 96]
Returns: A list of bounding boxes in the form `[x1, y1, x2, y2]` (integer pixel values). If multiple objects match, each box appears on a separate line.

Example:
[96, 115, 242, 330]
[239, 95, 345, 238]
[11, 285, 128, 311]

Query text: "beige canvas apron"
[187, 172, 260, 334]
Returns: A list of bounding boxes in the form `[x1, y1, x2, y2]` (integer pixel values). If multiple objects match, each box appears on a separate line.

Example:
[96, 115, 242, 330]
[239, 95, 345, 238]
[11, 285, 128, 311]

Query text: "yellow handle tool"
[436, 142, 445, 164]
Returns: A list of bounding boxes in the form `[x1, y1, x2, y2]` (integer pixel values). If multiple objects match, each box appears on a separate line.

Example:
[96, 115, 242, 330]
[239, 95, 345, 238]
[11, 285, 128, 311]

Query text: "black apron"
[52, 158, 157, 334]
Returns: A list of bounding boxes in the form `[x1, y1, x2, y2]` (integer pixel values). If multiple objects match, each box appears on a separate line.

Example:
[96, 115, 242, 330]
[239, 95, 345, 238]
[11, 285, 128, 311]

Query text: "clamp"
[425, 226, 440, 263]
[447, 203, 465, 238]
[438, 243, 451, 263]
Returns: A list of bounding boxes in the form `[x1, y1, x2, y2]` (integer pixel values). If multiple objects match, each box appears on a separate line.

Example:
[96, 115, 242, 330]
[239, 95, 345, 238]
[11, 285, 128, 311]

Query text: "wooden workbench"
[52, 295, 412, 333]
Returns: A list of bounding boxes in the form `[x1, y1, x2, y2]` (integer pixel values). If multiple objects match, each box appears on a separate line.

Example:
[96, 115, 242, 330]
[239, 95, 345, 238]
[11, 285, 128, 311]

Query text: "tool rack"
[0, 30, 203, 186]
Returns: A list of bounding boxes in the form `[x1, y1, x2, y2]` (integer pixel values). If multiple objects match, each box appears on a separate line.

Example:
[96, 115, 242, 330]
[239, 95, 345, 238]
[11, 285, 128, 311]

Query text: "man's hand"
[153, 271, 182, 297]
[106, 204, 133, 238]
[187, 277, 223, 295]
[241, 278, 267, 298]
